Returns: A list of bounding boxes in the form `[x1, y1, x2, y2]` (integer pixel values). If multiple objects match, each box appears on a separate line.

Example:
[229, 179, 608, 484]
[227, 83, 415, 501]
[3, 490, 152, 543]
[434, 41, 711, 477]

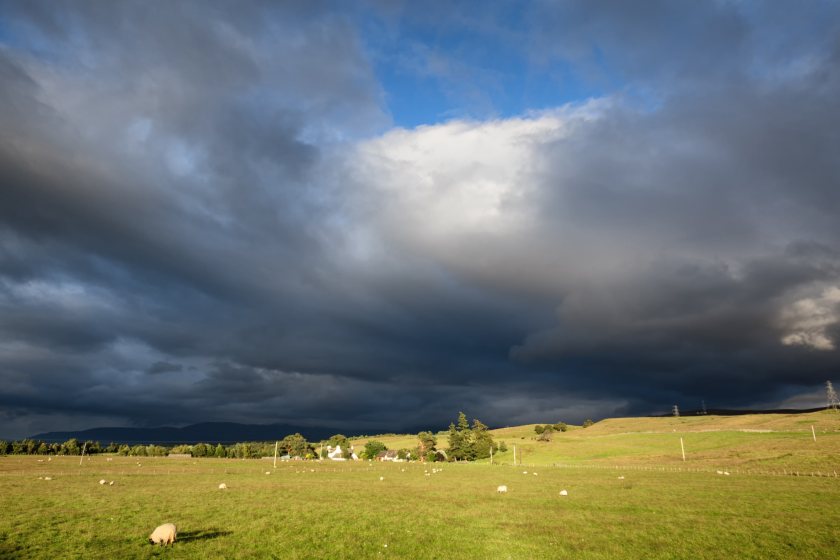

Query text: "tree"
[534, 425, 545, 435]
[280, 433, 312, 458]
[447, 412, 474, 461]
[553, 422, 568, 432]
[582, 419, 595, 428]
[62, 439, 80, 455]
[417, 431, 437, 458]
[214, 443, 226, 458]
[328, 434, 349, 448]
[446, 412, 495, 461]
[537, 425, 554, 442]
[362, 440, 387, 460]
[471, 419, 495, 460]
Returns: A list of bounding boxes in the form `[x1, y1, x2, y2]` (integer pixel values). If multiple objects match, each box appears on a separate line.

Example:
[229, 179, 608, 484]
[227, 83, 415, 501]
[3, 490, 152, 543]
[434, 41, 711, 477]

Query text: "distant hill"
[29, 422, 347, 445]
[654, 406, 829, 417]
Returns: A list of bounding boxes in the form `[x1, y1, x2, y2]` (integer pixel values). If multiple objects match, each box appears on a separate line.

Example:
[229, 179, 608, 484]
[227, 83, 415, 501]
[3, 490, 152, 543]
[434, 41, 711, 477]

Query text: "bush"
[363, 440, 387, 460]
[582, 419, 595, 428]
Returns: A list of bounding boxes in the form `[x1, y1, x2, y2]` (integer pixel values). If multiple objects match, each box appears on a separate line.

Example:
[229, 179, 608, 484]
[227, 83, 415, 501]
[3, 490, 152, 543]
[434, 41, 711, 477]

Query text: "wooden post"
[273, 441, 279, 468]
[513, 444, 516, 466]
[489, 445, 493, 465]
[811, 425, 817, 442]
[680, 437, 686, 461]
[79, 442, 87, 466]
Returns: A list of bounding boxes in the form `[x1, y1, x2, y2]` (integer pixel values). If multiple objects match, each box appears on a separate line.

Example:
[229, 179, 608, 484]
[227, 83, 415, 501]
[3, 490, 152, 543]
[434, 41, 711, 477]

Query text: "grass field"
[353, 410, 840, 473]
[2, 411, 840, 559]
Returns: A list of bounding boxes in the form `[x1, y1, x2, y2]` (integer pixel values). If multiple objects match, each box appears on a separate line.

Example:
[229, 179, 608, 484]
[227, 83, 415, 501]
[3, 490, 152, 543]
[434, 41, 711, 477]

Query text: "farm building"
[326, 445, 359, 461]
[376, 450, 400, 462]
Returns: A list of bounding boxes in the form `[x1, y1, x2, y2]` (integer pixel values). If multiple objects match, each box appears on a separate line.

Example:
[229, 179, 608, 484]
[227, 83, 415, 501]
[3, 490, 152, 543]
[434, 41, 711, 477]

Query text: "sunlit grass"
[1, 453, 839, 559]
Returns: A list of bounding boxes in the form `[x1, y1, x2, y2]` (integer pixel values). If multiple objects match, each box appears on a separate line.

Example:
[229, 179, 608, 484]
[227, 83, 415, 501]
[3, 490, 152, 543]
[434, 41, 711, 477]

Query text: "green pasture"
[1, 453, 839, 559]
[355, 410, 840, 473]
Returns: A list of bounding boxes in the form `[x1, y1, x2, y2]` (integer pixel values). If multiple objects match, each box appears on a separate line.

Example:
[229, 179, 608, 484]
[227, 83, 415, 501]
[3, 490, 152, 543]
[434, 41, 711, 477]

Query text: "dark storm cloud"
[1, 1, 840, 438]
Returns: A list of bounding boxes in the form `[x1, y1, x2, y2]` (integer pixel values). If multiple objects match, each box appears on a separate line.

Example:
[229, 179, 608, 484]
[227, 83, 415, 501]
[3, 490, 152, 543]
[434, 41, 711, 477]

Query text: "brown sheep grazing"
[148, 523, 177, 545]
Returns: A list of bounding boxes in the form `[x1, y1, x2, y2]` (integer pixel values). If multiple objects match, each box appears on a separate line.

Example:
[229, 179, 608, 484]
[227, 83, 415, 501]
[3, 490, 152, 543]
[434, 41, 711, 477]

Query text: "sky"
[1, 0, 840, 439]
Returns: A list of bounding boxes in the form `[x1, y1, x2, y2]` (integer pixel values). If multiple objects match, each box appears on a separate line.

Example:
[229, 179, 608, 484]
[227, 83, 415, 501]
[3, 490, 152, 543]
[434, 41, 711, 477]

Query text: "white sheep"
[99, 479, 107, 485]
[723, 471, 730, 476]
[148, 523, 177, 546]
[43, 476, 52, 481]
[559, 489, 568, 496]
[522, 471, 528, 474]
[218, 483, 227, 490]
[265, 471, 271, 475]
[379, 476, 385, 481]
[497, 485, 508, 493]
[716, 470, 723, 475]
[109, 481, 115, 486]
[617, 476, 625, 480]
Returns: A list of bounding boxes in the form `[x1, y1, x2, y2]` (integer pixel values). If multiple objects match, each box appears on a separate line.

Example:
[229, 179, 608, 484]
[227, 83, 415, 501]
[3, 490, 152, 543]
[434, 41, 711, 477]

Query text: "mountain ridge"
[27, 421, 384, 444]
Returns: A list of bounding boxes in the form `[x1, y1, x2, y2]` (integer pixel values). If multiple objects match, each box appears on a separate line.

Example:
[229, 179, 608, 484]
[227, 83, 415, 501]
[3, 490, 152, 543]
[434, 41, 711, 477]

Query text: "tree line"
[1, 412, 511, 462]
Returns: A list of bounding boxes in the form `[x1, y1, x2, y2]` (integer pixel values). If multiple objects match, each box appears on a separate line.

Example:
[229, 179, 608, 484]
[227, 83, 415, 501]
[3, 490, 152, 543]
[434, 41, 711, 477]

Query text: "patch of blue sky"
[359, 5, 624, 128]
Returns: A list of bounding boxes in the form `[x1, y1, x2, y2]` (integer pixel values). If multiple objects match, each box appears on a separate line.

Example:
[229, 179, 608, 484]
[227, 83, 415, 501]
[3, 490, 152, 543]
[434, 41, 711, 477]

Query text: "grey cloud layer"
[1, 1, 840, 438]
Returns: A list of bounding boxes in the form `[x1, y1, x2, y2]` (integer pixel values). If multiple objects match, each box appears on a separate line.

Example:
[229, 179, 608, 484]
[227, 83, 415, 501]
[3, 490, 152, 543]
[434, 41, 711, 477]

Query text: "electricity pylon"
[827, 381, 839, 411]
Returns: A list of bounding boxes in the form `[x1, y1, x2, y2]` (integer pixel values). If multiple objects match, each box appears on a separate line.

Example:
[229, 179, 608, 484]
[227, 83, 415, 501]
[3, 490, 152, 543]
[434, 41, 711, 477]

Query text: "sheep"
[559, 489, 568, 496]
[716, 470, 723, 475]
[43, 476, 52, 481]
[265, 471, 271, 475]
[148, 523, 177, 546]
[218, 483, 227, 490]
[617, 476, 625, 480]
[723, 471, 730, 476]
[99, 479, 107, 485]
[496, 485, 508, 493]
[522, 471, 528, 475]
[109, 481, 115, 486]
[379, 476, 385, 481]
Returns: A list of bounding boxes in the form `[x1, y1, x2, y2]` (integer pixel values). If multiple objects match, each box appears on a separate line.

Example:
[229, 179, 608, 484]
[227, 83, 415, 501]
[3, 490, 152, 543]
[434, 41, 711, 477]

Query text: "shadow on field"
[178, 528, 232, 543]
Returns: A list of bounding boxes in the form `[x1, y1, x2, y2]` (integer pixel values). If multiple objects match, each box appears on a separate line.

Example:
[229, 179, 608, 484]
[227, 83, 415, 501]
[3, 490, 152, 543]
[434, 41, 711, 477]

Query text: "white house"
[326, 445, 358, 461]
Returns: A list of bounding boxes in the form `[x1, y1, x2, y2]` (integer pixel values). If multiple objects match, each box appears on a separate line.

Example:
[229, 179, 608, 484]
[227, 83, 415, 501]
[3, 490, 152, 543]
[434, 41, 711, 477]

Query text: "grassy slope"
[354, 410, 840, 472]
